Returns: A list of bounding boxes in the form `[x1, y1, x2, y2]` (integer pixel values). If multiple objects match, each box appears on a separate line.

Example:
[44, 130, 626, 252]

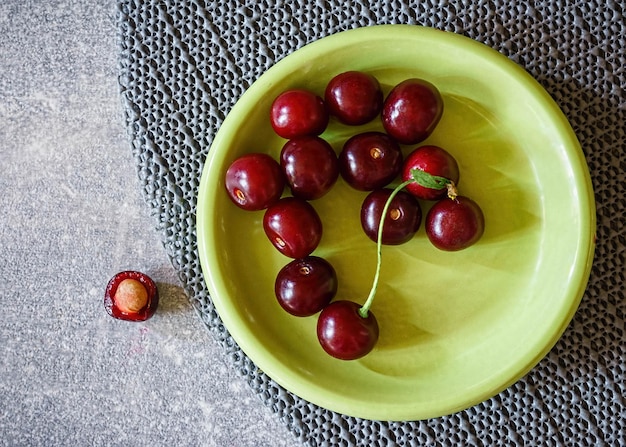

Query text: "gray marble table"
[0, 2, 296, 445]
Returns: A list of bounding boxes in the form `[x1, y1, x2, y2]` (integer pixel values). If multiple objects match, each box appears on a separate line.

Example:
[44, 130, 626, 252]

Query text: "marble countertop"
[0, 2, 296, 445]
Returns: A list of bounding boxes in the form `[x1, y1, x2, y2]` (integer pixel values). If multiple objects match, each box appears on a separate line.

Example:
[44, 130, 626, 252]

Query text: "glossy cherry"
[324, 71, 383, 125]
[225, 153, 285, 211]
[104, 270, 159, 321]
[402, 145, 460, 201]
[280, 136, 339, 200]
[382, 78, 443, 145]
[316, 300, 379, 360]
[339, 131, 403, 191]
[270, 89, 329, 139]
[275, 256, 337, 317]
[426, 196, 485, 251]
[361, 188, 422, 245]
[263, 197, 323, 258]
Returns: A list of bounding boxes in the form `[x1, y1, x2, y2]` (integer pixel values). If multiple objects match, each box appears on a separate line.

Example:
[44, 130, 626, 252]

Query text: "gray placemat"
[116, 1, 625, 445]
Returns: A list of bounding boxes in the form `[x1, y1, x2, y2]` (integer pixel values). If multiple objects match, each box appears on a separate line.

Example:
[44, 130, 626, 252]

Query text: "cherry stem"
[358, 179, 412, 318]
[358, 169, 455, 319]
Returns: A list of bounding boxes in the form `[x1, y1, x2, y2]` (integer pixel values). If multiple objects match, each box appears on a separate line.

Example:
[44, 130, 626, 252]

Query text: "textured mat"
[116, 1, 625, 445]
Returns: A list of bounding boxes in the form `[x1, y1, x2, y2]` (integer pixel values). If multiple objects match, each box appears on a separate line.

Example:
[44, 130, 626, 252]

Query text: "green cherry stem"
[358, 169, 456, 318]
[358, 178, 412, 318]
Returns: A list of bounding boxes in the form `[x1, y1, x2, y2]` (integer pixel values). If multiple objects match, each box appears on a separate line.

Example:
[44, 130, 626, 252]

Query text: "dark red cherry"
[263, 197, 323, 258]
[339, 131, 403, 191]
[317, 300, 379, 360]
[425, 196, 485, 251]
[361, 188, 422, 245]
[225, 153, 285, 211]
[104, 271, 159, 321]
[324, 71, 383, 125]
[402, 145, 459, 201]
[280, 136, 339, 200]
[270, 89, 329, 139]
[274, 256, 338, 317]
[382, 78, 443, 144]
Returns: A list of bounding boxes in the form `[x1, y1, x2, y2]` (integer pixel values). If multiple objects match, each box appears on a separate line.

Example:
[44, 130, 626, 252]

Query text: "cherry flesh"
[324, 71, 383, 125]
[316, 300, 379, 360]
[339, 131, 403, 191]
[361, 188, 422, 245]
[381, 78, 443, 145]
[263, 197, 323, 258]
[426, 196, 485, 251]
[104, 270, 159, 321]
[225, 153, 285, 211]
[280, 136, 339, 200]
[402, 145, 460, 201]
[270, 89, 329, 139]
[275, 256, 338, 317]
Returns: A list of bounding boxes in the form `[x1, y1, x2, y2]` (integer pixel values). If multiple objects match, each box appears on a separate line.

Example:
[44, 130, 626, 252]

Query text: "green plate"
[196, 25, 596, 421]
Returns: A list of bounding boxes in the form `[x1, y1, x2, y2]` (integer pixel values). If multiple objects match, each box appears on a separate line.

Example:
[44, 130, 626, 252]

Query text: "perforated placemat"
[116, 1, 625, 445]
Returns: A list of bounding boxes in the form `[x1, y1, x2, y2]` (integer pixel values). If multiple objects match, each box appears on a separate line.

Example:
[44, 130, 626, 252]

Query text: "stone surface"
[0, 2, 296, 446]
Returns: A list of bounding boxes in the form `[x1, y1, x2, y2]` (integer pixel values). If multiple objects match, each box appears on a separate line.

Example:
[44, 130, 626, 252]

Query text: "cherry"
[270, 89, 329, 139]
[280, 136, 339, 200]
[324, 71, 383, 125]
[361, 188, 422, 245]
[104, 271, 159, 321]
[263, 197, 323, 258]
[425, 195, 485, 251]
[340, 168, 468, 359]
[339, 131, 403, 191]
[226, 73, 485, 361]
[381, 78, 443, 145]
[225, 153, 285, 211]
[316, 300, 379, 360]
[402, 145, 460, 201]
[275, 256, 337, 317]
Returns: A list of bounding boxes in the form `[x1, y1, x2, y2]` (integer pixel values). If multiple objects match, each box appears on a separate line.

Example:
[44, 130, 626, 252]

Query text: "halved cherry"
[104, 271, 159, 321]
